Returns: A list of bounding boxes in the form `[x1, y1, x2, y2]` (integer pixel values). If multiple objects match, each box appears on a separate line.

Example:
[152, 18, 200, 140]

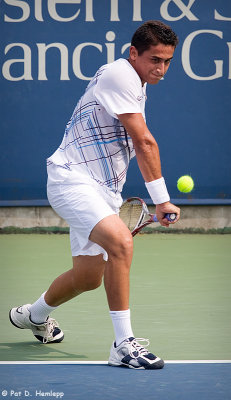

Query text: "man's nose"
[156, 62, 165, 75]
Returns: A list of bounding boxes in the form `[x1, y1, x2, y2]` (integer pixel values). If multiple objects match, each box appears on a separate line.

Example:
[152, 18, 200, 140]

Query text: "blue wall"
[1, 0, 231, 205]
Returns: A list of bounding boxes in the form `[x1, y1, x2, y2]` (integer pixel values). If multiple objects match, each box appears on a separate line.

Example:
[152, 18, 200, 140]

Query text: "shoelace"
[129, 338, 150, 357]
[43, 318, 59, 344]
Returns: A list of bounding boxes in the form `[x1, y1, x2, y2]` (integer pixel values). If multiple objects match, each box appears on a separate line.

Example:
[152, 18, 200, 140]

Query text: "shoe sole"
[108, 359, 165, 370]
[34, 333, 64, 344]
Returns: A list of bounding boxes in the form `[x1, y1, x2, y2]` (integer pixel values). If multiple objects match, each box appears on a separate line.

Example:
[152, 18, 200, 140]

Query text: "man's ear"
[129, 46, 138, 61]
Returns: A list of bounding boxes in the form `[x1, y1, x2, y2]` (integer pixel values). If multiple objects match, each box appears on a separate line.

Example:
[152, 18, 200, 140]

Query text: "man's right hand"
[156, 202, 180, 227]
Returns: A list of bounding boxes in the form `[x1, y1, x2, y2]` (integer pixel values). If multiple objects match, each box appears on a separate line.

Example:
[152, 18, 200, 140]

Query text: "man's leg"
[89, 214, 164, 369]
[89, 214, 133, 311]
[10, 213, 131, 334]
[9, 254, 106, 343]
[30, 214, 134, 347]
[44, 254, 106, 307]
[27, 254, 105, 324]
[43, 213, 133, 311]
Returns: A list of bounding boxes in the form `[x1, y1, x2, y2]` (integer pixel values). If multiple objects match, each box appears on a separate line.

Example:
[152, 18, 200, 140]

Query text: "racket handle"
[165, 213, 177, 222]
[152, 213, 176, 222]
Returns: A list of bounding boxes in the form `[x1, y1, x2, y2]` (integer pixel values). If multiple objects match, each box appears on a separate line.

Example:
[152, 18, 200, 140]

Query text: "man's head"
[129, 20, 178, 85]
[131, 20, 179, 55]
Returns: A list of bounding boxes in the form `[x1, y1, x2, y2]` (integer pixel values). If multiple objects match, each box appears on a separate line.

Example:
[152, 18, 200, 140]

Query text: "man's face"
[129, 43, 175, 85]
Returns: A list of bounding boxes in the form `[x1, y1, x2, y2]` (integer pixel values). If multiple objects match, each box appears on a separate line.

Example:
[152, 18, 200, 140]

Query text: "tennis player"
[10, 20, 180, 369]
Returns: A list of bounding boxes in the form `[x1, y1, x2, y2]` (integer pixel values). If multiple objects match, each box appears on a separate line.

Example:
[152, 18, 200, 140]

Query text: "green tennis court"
[1, 233, 231, 362]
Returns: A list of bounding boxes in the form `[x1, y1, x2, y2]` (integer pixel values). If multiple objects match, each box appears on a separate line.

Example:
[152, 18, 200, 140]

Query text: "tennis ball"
[177, 175, 194, 193]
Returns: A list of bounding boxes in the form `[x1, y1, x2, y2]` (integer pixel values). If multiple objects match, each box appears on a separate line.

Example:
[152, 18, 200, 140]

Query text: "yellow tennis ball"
[177, 175, 194, 193]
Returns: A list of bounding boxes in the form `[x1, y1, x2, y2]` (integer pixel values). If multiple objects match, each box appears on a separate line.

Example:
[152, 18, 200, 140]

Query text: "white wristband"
[145, 177, 170, 205]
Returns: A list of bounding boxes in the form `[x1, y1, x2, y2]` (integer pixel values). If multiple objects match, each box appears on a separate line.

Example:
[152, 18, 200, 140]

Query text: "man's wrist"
[145, 177, 170, 205]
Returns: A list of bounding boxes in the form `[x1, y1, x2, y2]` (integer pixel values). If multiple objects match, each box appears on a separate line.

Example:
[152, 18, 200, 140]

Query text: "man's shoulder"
[87, 59, 128, 88]
[103, 58, 135, 74]
[96, 58, 140, 89]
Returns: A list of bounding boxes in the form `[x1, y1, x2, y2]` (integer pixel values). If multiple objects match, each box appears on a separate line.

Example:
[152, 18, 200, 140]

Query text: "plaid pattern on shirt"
[47, 61, 146, 194]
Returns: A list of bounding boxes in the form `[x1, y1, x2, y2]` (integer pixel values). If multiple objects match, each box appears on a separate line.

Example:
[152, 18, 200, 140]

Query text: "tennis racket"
[119, 197, 176, 236]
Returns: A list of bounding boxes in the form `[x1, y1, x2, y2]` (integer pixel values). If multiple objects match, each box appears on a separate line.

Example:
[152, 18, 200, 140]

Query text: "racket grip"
[152, 213, 176, 222]
[165, 213, 177, 222]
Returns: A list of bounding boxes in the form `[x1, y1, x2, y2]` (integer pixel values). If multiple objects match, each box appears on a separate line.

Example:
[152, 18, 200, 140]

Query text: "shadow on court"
[0, 364, 231, 400]
[0, 342, 87, 361]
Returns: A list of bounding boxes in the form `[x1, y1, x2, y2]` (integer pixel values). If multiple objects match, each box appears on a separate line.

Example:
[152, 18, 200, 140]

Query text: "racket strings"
[119, 201, 144, 232]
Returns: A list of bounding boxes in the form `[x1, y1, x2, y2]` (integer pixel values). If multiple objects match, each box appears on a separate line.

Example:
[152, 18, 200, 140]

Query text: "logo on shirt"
[137, 94, 147, 101]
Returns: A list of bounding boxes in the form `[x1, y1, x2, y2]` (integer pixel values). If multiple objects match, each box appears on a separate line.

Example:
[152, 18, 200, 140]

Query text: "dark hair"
[131, 20, 179, 55]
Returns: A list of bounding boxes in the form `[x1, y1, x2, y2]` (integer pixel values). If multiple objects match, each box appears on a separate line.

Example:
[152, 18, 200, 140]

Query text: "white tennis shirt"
[47, 58, 147, 194]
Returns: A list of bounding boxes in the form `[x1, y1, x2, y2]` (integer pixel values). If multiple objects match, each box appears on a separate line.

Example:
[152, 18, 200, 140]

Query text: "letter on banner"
[37, 43, 70, 80]
[2, 43, 32, 81]
[105, 31, 115, 64]
[73, 43, 102, 80]
[182, 30, 223, 80]
[214, 9, 231, 21]
[110, 0, 142, 21]
[160, 0, 198, 21]
[4, 0, 30, 22]
[48, 0, 81, 22]
[227, 42, 231, 79]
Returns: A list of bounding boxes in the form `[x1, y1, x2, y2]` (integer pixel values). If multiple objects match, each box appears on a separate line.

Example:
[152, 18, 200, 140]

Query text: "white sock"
[29, 292, 57, 324]
[110, 309, 134, 346]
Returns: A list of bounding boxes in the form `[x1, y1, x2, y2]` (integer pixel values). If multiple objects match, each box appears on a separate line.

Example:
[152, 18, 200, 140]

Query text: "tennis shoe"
[108, 337, 164, 369]
[9, 304, 64, 344]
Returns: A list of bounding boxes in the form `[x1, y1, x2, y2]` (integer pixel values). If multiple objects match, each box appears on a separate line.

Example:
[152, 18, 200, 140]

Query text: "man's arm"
[118, 113, 162, 181]
[117, 112, 180, 226]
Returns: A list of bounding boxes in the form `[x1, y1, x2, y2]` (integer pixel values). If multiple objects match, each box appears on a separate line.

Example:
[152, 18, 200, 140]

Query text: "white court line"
[0, 360, 231, 365]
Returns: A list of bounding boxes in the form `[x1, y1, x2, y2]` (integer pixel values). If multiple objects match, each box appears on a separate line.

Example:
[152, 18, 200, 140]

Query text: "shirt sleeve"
[94, 62, 143, 118]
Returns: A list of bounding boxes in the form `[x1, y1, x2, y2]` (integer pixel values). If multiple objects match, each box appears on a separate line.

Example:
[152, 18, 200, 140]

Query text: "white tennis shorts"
[47, 164, 123, 261]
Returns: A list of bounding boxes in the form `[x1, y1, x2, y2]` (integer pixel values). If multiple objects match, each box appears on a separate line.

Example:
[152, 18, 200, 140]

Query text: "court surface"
[1, 233, 231, 399]
[0, 362, 231, 400]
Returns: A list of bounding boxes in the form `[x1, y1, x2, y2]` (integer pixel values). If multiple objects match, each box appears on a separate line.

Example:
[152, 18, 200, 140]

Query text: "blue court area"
[0, 362, 230, 400]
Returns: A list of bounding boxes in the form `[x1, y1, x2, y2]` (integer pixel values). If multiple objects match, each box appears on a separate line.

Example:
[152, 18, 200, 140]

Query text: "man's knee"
[90, 215, 134, 261]
[107, 232, 133, 261]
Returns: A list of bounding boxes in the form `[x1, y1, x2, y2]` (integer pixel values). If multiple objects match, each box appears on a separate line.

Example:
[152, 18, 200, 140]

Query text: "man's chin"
[148, 77, 161, 85]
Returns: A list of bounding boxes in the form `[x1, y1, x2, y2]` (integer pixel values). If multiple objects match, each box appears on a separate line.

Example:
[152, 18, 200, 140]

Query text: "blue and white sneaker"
[108, 337, 164, 369]
[9, 304, 64, 344]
